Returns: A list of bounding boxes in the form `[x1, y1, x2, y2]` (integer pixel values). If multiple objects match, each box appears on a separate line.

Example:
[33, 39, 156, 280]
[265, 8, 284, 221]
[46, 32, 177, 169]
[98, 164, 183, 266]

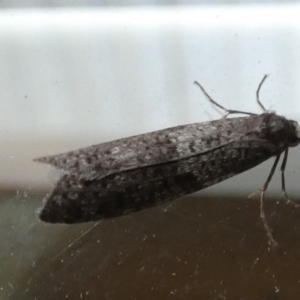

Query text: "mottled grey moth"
[35, 75, 300, 247]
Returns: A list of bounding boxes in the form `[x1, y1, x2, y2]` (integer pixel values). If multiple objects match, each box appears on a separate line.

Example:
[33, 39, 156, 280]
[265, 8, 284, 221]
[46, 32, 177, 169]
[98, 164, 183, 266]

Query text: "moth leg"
[256, 75, 268, 112]
[260, 155, 281, 247]
[194, 81, 257, 118]
[280, 149, 300, 207]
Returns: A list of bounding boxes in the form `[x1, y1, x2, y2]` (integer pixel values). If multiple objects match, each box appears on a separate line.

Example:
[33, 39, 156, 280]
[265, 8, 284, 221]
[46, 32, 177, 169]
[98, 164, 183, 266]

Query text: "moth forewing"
[34, 117, 255, 181]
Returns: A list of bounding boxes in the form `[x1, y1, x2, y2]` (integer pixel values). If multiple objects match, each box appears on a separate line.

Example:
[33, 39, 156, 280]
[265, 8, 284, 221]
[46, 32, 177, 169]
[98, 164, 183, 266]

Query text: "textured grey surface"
[35, 113, 300, 223]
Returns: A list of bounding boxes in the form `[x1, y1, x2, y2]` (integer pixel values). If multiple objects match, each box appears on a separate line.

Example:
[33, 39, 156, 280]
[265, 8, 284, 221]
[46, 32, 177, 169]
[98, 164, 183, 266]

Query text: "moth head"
[289, 120, 300, 147]
[258, 113, 300, 148]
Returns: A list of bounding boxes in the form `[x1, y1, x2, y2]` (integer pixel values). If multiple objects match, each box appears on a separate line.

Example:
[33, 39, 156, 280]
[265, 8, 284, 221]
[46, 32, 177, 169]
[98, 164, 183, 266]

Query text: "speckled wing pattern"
[35, 116, 268, 181]
[36, 114, 284, 223]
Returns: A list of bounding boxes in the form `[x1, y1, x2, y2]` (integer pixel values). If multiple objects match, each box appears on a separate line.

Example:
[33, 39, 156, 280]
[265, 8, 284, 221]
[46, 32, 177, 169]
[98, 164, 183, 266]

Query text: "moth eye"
[290, 137, 300, 146]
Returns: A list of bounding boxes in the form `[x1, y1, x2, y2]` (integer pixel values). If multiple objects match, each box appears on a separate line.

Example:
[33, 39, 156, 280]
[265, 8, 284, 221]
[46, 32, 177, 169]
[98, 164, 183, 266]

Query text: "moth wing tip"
[33, 157, 41, 163]
[33, 156, 53, 164]
[38, 198, 64, 223]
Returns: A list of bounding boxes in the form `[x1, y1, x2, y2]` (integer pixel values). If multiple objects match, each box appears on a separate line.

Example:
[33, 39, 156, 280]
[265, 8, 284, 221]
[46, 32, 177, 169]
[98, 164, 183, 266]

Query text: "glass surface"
[2, 193, 300, 299]
[2, 2, 300, 300]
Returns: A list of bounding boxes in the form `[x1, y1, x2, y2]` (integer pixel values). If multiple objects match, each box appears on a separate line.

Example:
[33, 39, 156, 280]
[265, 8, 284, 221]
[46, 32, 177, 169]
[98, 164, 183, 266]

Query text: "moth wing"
[40, 136, 279, 224]
[34, 117, 253, 180]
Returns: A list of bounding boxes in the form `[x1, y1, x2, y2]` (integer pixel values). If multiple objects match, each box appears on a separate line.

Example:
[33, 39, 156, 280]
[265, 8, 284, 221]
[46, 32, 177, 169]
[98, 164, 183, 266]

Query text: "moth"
[35, 75, 300, 247]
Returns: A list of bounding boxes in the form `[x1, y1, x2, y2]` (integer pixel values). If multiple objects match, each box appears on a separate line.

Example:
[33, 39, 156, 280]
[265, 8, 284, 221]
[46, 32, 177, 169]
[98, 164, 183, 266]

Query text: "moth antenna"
[194, 81, 256, 117]
[256, 75, 268, 112]
[194, 81, 228, 112]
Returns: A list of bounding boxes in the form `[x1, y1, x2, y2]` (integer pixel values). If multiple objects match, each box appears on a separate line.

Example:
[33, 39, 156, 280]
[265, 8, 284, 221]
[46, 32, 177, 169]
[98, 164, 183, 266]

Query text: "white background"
[2, 5, 300, 196]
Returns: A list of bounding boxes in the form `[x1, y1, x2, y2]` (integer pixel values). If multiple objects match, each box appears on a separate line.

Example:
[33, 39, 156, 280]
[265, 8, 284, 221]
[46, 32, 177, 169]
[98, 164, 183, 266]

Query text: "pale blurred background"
[2, 3, 300, 195]
[2, 2, 300, 300]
